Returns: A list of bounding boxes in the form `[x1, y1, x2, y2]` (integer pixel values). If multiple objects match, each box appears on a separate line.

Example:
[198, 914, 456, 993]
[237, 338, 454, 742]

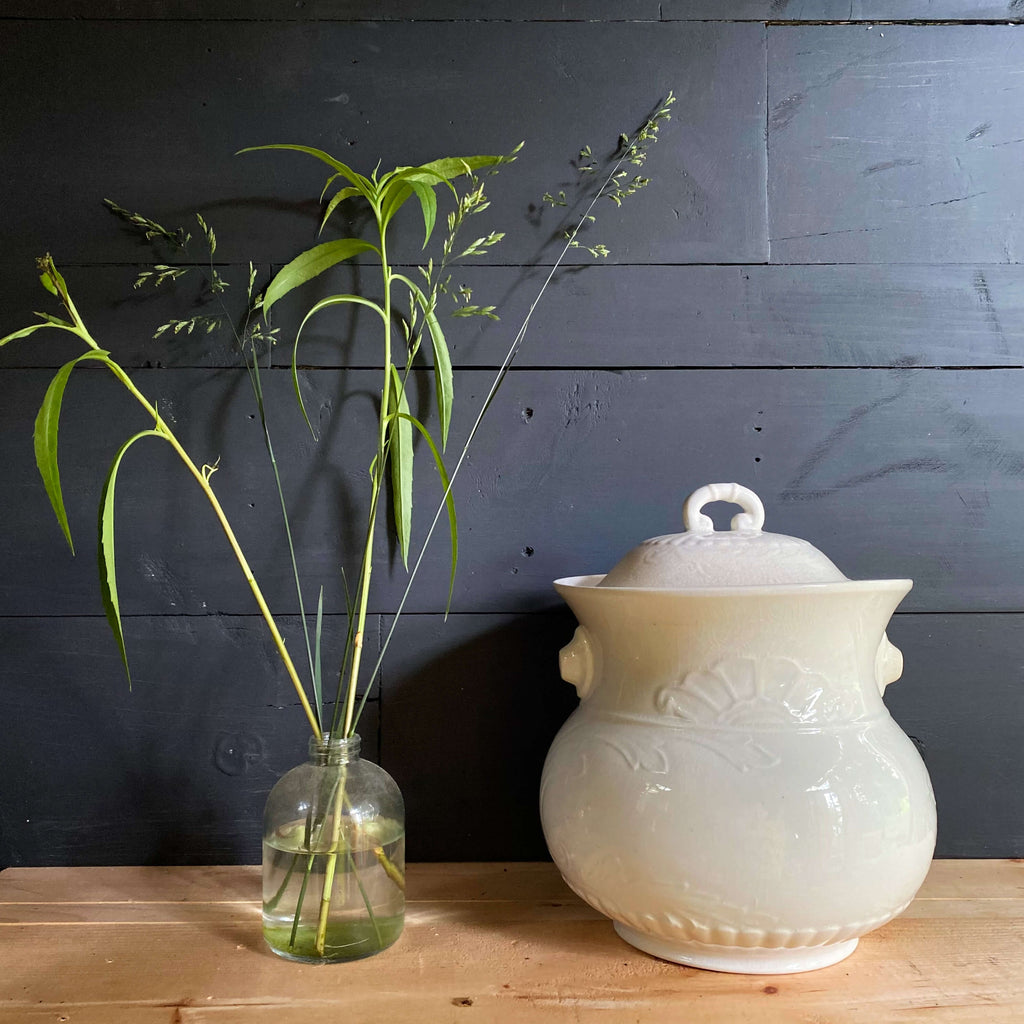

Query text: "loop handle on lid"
[683, 483, 766, 536]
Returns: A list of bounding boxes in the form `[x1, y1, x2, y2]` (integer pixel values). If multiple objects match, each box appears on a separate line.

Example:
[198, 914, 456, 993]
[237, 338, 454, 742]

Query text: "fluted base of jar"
[614, 923, 859, 974]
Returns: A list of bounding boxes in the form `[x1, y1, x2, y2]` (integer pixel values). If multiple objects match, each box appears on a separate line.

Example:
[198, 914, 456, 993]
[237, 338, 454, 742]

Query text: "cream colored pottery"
[541, 483, 936, 974]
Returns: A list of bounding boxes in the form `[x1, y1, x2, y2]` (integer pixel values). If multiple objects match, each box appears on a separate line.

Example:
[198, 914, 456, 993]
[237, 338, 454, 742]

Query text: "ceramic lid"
[598, 482, 848, 589]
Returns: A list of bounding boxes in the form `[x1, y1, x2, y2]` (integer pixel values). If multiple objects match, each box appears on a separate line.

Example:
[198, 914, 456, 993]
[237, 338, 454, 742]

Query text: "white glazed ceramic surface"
[541, 485, 937, 974]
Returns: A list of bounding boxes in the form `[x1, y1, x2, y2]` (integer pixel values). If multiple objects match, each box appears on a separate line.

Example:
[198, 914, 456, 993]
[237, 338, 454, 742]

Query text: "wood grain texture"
[0, 1, 660, 19]
[769, 24, 1024, 263]
[0, 616, 379, 868]
[2, 7, 1023, 869]
[1, 610, 1014, 864]
[5, 1, 1022, 21]
[8, 263, 1024, 371]
[0, 19, 766, 267]
[3, 367, 1024, 617]
[0, 861, 1021, 1023]
[666, 0, 1024, 18]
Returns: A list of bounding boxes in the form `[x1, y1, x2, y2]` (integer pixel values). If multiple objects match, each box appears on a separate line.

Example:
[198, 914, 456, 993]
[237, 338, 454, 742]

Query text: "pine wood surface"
[0, 861, 1020, 1023]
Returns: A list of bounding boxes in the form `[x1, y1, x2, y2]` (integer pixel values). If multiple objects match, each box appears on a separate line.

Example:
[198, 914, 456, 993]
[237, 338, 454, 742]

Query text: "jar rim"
[308, 732, 361, 761]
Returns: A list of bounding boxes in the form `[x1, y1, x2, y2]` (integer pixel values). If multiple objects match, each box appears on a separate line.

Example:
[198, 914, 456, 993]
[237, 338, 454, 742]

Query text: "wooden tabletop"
[0, 860, 1021, 1022]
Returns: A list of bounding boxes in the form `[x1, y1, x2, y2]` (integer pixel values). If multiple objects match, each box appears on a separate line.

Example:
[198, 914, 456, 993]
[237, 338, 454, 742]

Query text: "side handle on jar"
[559, 625, 598, 700]
[875, 632, 904, 694]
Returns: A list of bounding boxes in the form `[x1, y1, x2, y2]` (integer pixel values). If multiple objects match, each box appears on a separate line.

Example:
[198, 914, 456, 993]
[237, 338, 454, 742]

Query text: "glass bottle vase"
[262, 733, 405, 963]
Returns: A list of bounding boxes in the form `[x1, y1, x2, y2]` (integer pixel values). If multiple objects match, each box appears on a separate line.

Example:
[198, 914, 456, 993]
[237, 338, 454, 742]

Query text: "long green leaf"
[263, 238, 379, 315]
[35, 312, 75, 329]
[407, 179, 437, 248]
[291, 294, 387, 437]
[380, 182, 413, 229]
[34, 349, 113, 553]
[397, 412, 458, 615]
[410, 154, 508, 182]
[237, 144, 374, 196]
[393, 274, 453, 449]
[388, 366, 413, 568]
[1, 321, 55, 347]
[319, 186, 363, 234]
[99, 428, 164, 687]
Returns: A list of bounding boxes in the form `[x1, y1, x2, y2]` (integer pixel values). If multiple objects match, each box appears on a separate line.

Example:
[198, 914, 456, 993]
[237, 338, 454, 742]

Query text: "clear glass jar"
[262, 734, 405, 963]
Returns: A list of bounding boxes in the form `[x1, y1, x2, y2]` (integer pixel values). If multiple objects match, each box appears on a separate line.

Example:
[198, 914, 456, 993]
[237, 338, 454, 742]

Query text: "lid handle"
[683, 483, 765, 536]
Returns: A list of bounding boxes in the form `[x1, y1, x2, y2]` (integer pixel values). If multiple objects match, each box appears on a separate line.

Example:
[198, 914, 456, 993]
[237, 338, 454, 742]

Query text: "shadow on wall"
[0, 614, 382, 869]
[380, 608, 581, 862]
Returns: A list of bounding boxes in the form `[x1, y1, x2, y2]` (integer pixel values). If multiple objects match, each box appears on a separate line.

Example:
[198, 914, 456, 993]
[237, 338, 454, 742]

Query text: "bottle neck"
[309, 733, 361, 767]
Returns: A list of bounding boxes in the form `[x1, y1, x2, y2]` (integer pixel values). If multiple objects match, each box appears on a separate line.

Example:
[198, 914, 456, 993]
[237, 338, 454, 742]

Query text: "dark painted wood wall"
[2, 1, 1023, 866]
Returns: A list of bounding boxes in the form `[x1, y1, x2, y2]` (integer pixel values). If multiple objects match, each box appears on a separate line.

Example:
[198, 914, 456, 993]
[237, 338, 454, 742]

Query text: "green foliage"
[238, 141, 520, 739]
[387, 366, 414, 568]
[133, 265, 190, 289]
[397, 411, 459, 614]
[262, 238, 379, 315]
[5, 96, 673, 965]
[154, 315, 223, 337]
[104, 199, 190, 248]
[543, 90, 676, 260]
[4, 254, 323, 735]
[33, 349, 113, 554]
[6, 93, 672, 747]
[99, 429, 165, 686]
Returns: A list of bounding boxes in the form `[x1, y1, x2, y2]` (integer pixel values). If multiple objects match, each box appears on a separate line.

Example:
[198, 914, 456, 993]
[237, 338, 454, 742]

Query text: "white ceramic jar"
[541, 483, 936, 973]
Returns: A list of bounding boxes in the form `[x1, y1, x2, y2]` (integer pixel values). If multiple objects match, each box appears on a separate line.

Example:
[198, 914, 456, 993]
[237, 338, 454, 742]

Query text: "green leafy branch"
[107, 199, 232, 334]
[234, 142, 518, 957]
[542, 90, 676, 258]
[240, 143, 519, 750]
[0, 256, 322, 739]
[349, 91, 677, 736]
[104, 199, 191, 248]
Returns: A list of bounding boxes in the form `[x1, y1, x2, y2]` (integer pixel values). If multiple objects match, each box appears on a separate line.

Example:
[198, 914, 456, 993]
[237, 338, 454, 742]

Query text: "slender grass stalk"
[314, 768, 347, 955]
[288, 856, 315, 949]
[107, 366, 322, 738]
[244, 334, 323, 732]
[351, 93, 676, 732]
[5, 98, 672, 962]
[4, 259, 322, 740]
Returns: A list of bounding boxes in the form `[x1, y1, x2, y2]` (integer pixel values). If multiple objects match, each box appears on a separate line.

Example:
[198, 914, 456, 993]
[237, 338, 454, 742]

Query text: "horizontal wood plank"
[0, 1, 659, 19]
[769, 25, 1024, 264]
[2, 610, 1022, 862]
[884, 614, 1024, 857]
[666, 0, 1024, 18]
[0, 615, 379, 868]
[0, 862, 576, 904]
[0, 20, 766, 267]
[7, 263, 1024, 371]
[3, 367, 1024, 617]
[4, 1, 1021, 21]
[0, 862, 1021, 1023]
[3, 859, 1014, 906]
[378, 611, 1024, 860]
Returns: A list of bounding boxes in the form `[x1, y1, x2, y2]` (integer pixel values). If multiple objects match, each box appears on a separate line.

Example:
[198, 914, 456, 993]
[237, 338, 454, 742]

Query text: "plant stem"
[341, 218, 392, 739]
[315, 762, 347, 955]
[349, 124, 661, 733]
[72, 321, 321, 739]
[289, 855, 315, 950]
[317, 207, 396, 953]
[245, 347, 322, 731]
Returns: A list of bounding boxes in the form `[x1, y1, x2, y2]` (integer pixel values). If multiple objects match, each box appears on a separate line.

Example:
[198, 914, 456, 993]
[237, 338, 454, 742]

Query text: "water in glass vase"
[263, 816, 405, 963]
